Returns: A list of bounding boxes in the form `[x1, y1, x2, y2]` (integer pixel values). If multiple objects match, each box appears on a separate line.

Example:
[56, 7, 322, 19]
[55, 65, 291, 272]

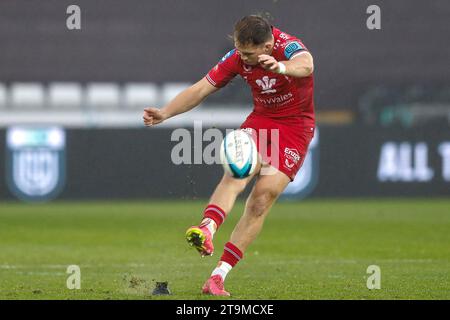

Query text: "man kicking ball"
[143, 15, 315, 296]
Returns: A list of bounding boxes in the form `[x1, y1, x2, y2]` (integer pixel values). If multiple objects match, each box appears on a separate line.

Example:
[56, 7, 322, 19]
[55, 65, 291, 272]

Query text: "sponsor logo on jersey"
[284, 41, 303, 59]
[254, 92, 293, 106]
[255, 76, 277, 94]
[6, 127, 66, 202]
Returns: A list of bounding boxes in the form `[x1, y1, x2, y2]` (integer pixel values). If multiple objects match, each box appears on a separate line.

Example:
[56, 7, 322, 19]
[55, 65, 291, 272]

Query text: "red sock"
[202, 204, 226, 230]
[220, 242, 243, 267]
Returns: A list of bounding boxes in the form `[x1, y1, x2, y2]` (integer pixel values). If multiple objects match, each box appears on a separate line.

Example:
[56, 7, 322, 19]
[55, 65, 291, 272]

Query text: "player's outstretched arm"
[143, 77, 219, 126]
[258, 51, 314, 78]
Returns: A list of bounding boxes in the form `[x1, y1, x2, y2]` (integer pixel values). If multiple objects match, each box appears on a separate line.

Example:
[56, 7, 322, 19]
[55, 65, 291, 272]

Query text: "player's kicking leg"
[185, 169, 256, 257]
[202, 168, 290, 296]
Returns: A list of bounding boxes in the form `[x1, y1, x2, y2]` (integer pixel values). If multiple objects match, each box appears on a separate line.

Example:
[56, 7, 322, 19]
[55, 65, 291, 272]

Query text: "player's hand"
[258, 54, 280, 72]
[143, 107, 167, 126]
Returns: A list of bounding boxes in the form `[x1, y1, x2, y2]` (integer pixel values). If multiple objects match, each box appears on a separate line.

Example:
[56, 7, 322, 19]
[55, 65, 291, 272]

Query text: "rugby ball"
[220, 130, 258, 179]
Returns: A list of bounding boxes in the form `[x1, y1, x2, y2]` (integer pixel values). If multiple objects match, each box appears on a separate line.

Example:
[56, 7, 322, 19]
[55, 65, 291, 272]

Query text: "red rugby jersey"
[206, 26, 314, 124]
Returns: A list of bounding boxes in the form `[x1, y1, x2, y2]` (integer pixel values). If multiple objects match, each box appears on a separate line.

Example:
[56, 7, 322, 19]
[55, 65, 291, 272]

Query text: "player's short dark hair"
[233, 15, 272, 46]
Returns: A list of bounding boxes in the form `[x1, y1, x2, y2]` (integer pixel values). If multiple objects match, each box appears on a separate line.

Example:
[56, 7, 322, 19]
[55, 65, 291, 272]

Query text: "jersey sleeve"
[205, 49, 239, 88]
[282, 38, 308, 60]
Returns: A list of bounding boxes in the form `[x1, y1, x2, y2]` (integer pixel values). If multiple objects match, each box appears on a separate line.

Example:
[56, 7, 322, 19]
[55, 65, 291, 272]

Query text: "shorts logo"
[285, 159, 295, 169]
[6, 127, 66, 202]
[284, 41, 303, 59]
[282, 128, 320, 200]
[256, 76, 277, 94]
[284, 147, 300, 169]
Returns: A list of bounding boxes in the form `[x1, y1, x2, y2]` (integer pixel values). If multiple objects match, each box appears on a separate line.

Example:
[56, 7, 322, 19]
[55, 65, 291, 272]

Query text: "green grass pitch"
[0, 199, 449, 299]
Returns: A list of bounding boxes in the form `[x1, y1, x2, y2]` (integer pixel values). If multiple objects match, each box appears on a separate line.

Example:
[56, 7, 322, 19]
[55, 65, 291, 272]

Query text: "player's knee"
[246, 188, 279, 218]
[221, 174, 247, 195]
[246, 200, 267, 218]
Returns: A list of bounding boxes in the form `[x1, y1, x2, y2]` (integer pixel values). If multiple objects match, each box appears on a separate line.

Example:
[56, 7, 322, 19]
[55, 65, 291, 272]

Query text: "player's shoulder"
[272, 26, 309, 60]
[218, 48, 240, 65]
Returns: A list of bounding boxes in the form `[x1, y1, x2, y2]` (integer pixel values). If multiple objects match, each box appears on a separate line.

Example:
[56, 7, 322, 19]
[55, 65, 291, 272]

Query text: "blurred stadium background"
[0, 0, 449, 299]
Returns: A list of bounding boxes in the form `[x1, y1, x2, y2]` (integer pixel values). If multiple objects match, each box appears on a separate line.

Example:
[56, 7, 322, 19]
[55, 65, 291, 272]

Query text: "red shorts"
[240, 113, 315, 181]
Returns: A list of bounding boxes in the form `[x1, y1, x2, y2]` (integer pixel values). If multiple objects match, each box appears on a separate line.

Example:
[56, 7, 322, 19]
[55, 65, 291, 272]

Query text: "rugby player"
[143, 15, 315, 296]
